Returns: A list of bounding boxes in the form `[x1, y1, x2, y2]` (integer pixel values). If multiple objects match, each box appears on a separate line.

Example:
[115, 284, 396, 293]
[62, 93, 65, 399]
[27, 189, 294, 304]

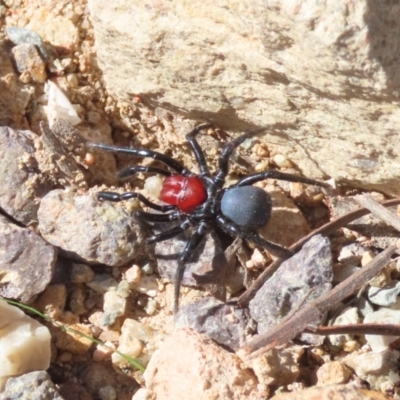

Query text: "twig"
[306, 323, 400, 336]
[354, 194, 400, 232]
[238, 198, 400, 306]
[239, 245, 397, 356]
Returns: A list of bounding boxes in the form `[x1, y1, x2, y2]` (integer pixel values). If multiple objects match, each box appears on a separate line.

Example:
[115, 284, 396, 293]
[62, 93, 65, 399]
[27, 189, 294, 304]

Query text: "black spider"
[89, 124, 328, 313]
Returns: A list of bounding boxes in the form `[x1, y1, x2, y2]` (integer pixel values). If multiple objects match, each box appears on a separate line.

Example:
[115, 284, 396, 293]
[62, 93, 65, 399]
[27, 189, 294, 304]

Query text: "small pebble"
[57, 352, 72, 364]
[98, 385, 117, 400]
[70, 263, 94, 283]
[364, 308, 400, 352]
[92, 341, 115, 362]
[141, 263, 154, 275]
[125, 264, 142, 284]
[361, 250, 375, 266]
[316, 361, 352, 385]
[133, 275, 158, 297]
[102, 290, 127, 326]
[272, 154, 292, 168]
[116, 280, 130, 298]
[368, 281, 400, 306]
[329, 307, 361, 347]
[144, 176, 164, 198]
[87, 274, 118, 294]
[112, 319, 144, 367]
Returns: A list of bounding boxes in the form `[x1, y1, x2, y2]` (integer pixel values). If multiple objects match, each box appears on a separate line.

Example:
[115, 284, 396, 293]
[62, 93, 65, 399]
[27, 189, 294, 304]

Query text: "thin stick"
[238, 198, 400, 306]
[306, 323, 400, 336]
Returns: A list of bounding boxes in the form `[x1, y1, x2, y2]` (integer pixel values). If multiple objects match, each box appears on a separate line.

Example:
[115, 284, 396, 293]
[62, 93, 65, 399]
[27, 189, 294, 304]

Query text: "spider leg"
[88, 142, 192, 176]
[118, 165, 171, 179]
[214, 127, 268, 187]
[174, 221, 208, 314]
[234, 170, 329, 188]
[134, 210, 181, 222]
[186, 123, 213, 177]
[97, 191, 176, 212]
[147, 220, 190, 244]
[216, 215, 294, 259]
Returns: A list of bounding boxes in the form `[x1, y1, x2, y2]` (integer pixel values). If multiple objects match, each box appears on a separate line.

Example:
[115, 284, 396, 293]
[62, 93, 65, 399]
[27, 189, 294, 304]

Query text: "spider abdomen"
[160, 175, 207, 213]
[221, 186, 272, 230]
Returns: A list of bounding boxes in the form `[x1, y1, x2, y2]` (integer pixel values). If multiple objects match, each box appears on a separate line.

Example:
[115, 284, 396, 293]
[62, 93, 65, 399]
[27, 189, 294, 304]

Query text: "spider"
[89, 124, 328, 313]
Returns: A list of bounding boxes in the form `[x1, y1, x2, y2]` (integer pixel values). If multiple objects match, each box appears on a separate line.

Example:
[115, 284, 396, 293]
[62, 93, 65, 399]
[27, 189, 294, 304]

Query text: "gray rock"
[368, 281, 400, 306]
[176, 297, 253, 351]
[11, 43, 47, 83]
[0, 126, 50, 224]
[5, 26, 49, 59]
[38, 189, 145, 266]
[0, 215, 57, 303]
[1, 371, 62, 400]
[249, 234, 333, 342]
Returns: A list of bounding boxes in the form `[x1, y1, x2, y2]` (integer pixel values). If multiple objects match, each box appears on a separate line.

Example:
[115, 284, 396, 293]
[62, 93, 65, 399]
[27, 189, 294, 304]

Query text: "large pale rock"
[142, 328, 260, 400]
[89, 1, 400, 195]
[0, 301, 51, 391]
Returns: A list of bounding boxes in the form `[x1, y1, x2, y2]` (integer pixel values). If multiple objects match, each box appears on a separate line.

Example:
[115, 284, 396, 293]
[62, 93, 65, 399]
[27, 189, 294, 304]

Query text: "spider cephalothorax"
[89, 124, 328, 313]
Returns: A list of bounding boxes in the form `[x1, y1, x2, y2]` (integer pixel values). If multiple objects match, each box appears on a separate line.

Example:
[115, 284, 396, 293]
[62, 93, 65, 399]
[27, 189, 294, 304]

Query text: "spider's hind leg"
[216, 214, 294, 259]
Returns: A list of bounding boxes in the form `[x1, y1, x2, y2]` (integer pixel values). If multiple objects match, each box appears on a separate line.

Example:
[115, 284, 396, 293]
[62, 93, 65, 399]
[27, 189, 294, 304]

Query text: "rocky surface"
[89, 0, 400, 196]
[139, 328, 261, 400]
[0, 1, 399, 399]
[0, 215, 57, 302]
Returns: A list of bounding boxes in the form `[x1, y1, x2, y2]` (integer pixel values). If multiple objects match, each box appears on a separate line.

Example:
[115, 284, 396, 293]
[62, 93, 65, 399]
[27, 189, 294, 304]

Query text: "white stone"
[43, 80, 81, 126]
[364, 308, 400, 352]
[0, 300, 51, 390]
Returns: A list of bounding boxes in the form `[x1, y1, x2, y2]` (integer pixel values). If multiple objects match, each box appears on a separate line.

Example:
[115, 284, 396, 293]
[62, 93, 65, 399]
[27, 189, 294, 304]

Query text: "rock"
[328, 307, 361, 347]
[364, 308, 400, 352]
[101, 290, 126, 326]
[316, 361, 352, 386]
[5, 26, 49, 59]
[249, 235, 333, 343]
[54, 323, 93, 354]
[88, 1, 400, 196]
[0, 301, 51, 391]
[11, 43, 47, 83]
[38, 189, 145, 266]
[368, 281, 400, 306]
[0, 215, 57, 302]
[270, 384, 391, 400]
[343, 350, 400, 391]
[131, 274, 158, 297]
[27, 8, 79, 52]
[176, 297, 252, 351]
[86, 273, 119, 293]
[77, 362, 139, 399]
[98, 385, 117, 400]
[246, 345, 304, 386]
[155, 228, 227, 287]
[143, 328, 260, 400]
[124, 264, 142, 284]
[258, 185, 312, 249]
[0, 41, 33, 128]
[0, 126, 50, 224]
[70, 263, 95, 283]
[69, 284, 87, 315]
[111, 319, 144, 368]
[58, 380, 92, 400]
[1, 371, 62, 400]
[33, 284, 67, 319]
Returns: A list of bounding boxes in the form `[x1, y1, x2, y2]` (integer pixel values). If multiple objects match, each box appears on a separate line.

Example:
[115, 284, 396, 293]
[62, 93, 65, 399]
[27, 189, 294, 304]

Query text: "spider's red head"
[160, 175, 207, 213]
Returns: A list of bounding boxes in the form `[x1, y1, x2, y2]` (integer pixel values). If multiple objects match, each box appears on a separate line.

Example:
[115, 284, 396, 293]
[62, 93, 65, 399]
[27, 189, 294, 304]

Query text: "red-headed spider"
[89, 124, 328, 314]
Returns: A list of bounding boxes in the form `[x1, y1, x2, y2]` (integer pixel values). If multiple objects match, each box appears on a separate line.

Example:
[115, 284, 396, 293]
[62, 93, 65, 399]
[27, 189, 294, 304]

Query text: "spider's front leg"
[97, 191, 176, 212]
